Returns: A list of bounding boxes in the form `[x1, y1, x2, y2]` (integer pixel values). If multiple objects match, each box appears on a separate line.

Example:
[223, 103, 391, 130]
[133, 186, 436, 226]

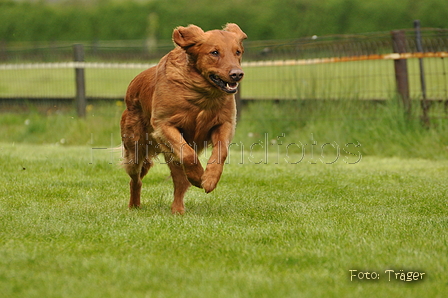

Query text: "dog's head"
[172, 23, 247, 94]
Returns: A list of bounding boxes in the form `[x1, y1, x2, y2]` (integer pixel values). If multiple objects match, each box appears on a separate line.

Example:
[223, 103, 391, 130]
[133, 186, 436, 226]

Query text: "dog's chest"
[180, 110, 221, 143]
[196, 109, 220, 128]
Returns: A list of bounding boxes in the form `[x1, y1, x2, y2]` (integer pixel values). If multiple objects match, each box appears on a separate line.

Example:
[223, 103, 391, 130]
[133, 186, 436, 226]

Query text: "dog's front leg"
[157, 124, 204, 188]
[202, 122, 233, 193]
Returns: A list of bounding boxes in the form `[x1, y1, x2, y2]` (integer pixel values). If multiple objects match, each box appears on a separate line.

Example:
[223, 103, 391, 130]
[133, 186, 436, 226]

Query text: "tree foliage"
[0, 0, 447, 42]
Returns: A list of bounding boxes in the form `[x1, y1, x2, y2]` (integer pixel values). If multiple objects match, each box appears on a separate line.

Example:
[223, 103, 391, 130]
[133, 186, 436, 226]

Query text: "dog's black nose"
[229, 69, 244, 82]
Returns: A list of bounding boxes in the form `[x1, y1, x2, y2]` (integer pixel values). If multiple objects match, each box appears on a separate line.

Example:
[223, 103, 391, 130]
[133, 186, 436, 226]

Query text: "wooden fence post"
[73, 44, 86, 117]
[391, 30, 411, 116]
[414, 20, 430, 127]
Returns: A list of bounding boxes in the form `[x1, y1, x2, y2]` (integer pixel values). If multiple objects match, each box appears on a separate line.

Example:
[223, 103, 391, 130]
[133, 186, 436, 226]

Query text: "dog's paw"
[171, 205, 185, 215]
[201, 172, 220, 193]
[201, 180, 217, 193]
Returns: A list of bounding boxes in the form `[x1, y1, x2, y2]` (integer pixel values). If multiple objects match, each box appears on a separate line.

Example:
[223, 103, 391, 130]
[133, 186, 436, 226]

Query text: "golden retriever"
[120, 23, 247, 214]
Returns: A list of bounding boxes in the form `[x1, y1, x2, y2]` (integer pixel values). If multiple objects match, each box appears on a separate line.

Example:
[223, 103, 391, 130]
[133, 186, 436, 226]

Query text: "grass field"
[0, 142, 447, 297]
[0, 85, 447, 297]
[1, 57, 448, 100]
[1, 100, 448, 159]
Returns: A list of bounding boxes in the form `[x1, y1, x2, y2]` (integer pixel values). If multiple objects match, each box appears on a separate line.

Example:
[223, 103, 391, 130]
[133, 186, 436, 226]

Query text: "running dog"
[120, 23, 247, 214]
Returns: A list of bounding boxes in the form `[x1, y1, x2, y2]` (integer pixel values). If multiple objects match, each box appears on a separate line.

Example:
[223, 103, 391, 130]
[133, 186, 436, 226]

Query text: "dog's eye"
[236, 50, 241, 56]
[210, 50, 220, 56]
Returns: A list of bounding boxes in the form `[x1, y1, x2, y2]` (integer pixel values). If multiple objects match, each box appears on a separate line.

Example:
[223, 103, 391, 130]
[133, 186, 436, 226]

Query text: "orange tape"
[242, 51, 448, 67]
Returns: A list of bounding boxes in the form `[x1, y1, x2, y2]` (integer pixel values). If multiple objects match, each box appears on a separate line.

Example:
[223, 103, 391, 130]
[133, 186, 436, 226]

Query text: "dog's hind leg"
[123, 141, 152, 208]
[128, 171, 142, 208]
[124, 158, 143, 208]
[166, 157, 191, 214]
[128, 159, 152, 208]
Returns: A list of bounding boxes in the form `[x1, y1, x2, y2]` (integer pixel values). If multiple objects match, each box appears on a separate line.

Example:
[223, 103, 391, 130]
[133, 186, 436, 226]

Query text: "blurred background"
[1, 0, 448, 159]
[1, 0, 446, 42]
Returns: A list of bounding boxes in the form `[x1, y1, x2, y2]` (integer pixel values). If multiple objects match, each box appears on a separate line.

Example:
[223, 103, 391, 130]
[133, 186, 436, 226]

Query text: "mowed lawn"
[0, 143, 447, 297]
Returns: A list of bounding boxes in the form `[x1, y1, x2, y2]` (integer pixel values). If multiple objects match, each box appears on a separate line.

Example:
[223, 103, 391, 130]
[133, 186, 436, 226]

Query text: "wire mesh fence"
[0, 28, 447, 107]
[241, 28, 448, 101]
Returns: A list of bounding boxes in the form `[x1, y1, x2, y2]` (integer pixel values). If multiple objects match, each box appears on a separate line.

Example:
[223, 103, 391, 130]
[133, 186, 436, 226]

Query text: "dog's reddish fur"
[120, 23, 247, 214]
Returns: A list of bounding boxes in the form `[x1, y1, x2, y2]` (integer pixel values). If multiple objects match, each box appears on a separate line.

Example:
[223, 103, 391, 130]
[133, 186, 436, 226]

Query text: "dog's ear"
[172, 25, 205, 48]
[223, 23, 247, 41]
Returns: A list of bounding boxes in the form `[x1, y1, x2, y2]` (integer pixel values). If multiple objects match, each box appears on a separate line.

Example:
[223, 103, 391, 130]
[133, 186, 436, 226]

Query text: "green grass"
[1, 57, 447, 99]
[0, 102, 124, 146]
[1, 100, 448, 159]
[235, 99, 448, 160]
[0, 143, 447, 297]
[0, 100, 447, 297]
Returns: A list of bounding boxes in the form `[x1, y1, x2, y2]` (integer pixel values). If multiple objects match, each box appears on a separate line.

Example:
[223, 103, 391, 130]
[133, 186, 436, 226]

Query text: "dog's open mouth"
[209, 74, 239, 94]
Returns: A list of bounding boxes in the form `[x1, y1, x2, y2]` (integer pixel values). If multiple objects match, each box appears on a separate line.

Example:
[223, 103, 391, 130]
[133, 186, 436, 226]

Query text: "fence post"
[414, 20, 430, 127]
[391, 30, 411, 116]
[0, 40, 7, 61]
[73, 44, 86, 118]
